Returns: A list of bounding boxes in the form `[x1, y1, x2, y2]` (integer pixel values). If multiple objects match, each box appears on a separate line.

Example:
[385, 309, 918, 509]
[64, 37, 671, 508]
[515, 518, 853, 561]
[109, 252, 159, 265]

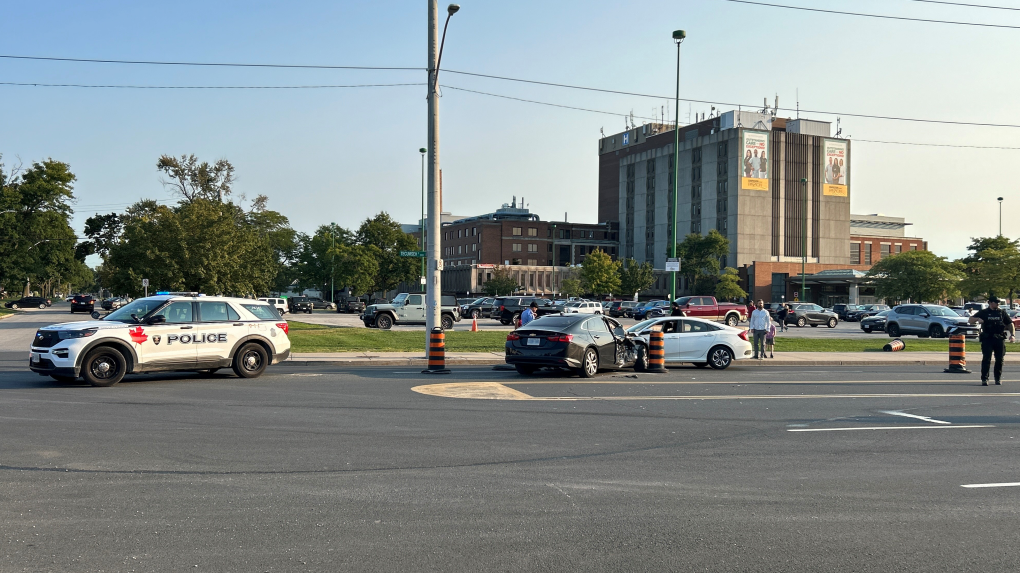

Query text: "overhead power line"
[0, 54, 419, 70]
[907, 0, 1020, 11]
[724, 0, 1020, 28]
[0, 81, 424, 89]
[852, 138, 1020, 150]
[4, 53, 1020, 128]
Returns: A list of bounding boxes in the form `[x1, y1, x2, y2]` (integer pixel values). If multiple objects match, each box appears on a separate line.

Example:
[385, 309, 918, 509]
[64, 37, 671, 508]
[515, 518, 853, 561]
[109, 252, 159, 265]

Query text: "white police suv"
[28, 293, 291, 386]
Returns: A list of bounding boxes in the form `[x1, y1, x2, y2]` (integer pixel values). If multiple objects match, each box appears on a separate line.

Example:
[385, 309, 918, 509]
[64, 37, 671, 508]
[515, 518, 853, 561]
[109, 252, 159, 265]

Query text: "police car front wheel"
[82, 347, 127, 387]
[233, 343, 268, 378]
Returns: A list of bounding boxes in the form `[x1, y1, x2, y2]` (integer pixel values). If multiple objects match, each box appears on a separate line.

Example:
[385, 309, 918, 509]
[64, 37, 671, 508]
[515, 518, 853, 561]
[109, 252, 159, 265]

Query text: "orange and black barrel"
[883, 338, 905, 352]
[646, 330, 666, 373]
[422, 327, 451, 374]
[944, 330, 970, 374]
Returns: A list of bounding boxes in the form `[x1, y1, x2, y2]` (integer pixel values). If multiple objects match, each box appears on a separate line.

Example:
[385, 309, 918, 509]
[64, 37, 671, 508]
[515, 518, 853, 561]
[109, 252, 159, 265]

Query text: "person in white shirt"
[751, 150, 761, 178]
[748, 299, 771, 360]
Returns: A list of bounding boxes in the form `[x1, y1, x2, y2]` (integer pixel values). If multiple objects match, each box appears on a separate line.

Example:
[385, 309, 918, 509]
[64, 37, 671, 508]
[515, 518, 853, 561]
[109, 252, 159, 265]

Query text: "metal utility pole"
[426, 1, 459, 336]
[801, 177, 807, 303]
[999, 196, 1004, 236]
[330, 228, 335, 305]
[420, 147, 427, 293]
[670, 29, 686, 303]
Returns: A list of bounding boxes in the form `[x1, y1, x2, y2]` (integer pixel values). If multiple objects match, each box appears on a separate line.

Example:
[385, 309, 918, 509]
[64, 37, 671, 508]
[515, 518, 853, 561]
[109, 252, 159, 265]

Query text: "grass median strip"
[287, 322, 508, 353]
[286, 321, 985, 354]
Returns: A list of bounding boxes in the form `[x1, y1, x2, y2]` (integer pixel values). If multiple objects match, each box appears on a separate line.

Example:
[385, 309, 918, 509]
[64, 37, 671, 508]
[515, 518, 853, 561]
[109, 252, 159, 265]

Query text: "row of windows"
[511, 243, 544, 253]
[444, 243, 479, 256]
[850, 242, 915, 265]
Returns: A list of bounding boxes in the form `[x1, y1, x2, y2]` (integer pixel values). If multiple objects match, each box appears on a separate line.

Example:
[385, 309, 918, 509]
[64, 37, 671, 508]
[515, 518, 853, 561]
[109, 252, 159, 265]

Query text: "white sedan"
[626, 316, 753, 369]
[562, 301, 603, 314]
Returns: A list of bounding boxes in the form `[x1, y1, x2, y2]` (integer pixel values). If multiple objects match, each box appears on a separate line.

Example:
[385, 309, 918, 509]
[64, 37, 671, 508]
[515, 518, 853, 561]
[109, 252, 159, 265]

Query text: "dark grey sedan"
[505, 314, 647, 377]
[860, 310, 890, 333]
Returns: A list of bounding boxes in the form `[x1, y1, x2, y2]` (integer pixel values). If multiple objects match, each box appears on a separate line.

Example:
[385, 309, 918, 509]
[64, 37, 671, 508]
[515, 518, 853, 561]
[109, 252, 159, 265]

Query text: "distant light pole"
[426, 2, 460, 335]
[998, 196, 1004, 236]
[330, 227, 335, 305]
[670, 29, 686, 303]
[801, 178, 807, 303]
[420, 147, 427, 293]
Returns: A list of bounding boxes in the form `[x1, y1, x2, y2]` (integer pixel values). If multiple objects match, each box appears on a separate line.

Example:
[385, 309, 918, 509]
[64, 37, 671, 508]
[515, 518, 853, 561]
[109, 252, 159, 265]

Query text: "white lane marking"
[880, 410, 952, 425]
[961, 482, 1020, 488]
[788, 425, 992, 432]
[290, 373, 323, 377]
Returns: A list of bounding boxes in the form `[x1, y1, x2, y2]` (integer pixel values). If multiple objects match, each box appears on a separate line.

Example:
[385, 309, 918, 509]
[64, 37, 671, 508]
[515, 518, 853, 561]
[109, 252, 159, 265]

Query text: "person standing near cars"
[776, 304, 789, 332]
[671, 300, 684, 317]
[749, 300, 771, 360]
[520, 301, 539, 327]
[969, 296, 1016, 385]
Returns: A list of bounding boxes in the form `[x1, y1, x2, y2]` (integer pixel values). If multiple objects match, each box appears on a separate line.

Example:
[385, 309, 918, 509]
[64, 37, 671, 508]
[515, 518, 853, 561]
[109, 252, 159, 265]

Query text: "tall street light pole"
[426, 1, 459, 337]
[998, 196, 1004, 237]
[670, 29, 686, 303]
[801, 178, 807, 303]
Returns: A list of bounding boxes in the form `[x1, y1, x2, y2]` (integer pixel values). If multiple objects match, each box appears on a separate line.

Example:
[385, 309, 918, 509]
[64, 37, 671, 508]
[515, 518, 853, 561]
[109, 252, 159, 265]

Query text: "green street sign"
[400, 250, 426, 257]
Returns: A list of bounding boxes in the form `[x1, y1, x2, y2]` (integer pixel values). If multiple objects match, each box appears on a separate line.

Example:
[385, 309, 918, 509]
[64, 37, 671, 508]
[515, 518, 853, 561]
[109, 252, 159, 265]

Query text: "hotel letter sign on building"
[740, 130, 769, 191]
[822, 139, 848, 197]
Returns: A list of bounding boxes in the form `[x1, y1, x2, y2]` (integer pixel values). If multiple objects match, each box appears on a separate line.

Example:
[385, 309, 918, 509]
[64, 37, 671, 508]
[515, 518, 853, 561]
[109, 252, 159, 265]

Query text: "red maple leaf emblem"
[128, 327, 148, 344]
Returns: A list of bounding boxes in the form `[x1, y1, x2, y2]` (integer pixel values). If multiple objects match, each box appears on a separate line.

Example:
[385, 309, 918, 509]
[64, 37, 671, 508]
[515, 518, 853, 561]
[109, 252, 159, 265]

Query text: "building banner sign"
[740, 130, 769, 191]
[822, 139, 848, 197]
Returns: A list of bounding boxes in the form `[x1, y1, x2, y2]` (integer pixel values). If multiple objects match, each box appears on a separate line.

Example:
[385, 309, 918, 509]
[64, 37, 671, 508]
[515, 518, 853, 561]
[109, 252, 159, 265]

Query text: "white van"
[259, 297, 288, 315]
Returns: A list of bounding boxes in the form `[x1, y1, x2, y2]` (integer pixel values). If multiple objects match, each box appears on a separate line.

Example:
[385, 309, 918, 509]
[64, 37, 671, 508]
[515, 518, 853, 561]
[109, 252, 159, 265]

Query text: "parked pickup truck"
[673, 296, 746, 327]
[362, 293, 461, 330]
[338, 298, 366, 314]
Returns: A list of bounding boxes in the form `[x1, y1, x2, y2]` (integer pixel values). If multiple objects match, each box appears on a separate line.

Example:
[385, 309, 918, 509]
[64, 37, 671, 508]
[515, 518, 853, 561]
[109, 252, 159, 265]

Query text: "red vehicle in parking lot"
[673, 296, 747, 327]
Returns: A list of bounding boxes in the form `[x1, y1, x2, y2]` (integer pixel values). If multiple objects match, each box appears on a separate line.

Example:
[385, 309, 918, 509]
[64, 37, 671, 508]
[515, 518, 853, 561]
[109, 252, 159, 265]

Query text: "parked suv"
[258, 297, 289, 315]
[845, 304, 889, 321]
[287, 296, 314, 314]
[785, 303, 839, 328]
[562, 300, 604, 315]
[5, 296, 52, 310]
[633, 300, 670, 320]
[493, 296, 556, 325]
[362, 293, 461, 330]
[607, 301, 638, 318]
[831, 304, 860, 321]
[307, 297, 336, 310]
[463, 297, 496, 319]
[883, 304, 979, 338]
[337, 297, 366, 314]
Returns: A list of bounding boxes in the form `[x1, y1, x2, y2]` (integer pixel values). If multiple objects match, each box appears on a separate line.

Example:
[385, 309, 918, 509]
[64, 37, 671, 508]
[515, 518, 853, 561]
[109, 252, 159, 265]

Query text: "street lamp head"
[998, 197, 1004, 202]
[672, 29, 686, 43]
[419, 148, 427, 154]
[447, 4, 460, 16]
[800, 178, 807, 183]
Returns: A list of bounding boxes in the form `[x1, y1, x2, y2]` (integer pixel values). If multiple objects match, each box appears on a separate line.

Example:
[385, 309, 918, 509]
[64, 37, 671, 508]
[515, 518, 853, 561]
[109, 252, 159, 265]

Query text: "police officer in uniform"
[969, 296, 1016, 385]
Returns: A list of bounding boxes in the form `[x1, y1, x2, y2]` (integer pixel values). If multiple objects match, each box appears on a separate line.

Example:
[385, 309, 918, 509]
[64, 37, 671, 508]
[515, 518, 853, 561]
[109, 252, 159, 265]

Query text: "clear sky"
[3, 0, 1019, 261]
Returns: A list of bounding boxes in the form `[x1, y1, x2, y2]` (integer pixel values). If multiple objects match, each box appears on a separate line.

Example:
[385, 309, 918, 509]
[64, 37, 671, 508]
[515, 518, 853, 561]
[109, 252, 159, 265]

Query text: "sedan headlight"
[58, 328, 98, 340]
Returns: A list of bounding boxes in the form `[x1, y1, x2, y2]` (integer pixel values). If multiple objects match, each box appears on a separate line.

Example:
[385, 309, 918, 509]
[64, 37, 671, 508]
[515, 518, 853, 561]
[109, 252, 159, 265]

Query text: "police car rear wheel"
[233, 343, 268, 378]
[82, 347, 126, 387]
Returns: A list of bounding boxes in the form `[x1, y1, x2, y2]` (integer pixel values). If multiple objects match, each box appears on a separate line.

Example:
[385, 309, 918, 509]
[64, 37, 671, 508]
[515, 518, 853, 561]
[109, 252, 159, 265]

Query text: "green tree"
[866, 250, 963, 304]
[579, 249, 621, 296]
[619, 258, 657, 297]
[356, 213, 420, 293]
[958, 237, 1020, 304]
[156, 154, 235, 202]
[481, 266, 520, 296]
[560, 278, 584, 298]
[0, 157, 90, 296]
[715, 267, 748, 300]
[677, 229, 730, 295]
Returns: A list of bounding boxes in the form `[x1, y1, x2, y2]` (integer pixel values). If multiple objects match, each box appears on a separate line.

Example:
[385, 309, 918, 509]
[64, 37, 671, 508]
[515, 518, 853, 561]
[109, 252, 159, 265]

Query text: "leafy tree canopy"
[580, 249, 621, 296]
[619, 258, 657, 297]
[866, 250, 963, 304]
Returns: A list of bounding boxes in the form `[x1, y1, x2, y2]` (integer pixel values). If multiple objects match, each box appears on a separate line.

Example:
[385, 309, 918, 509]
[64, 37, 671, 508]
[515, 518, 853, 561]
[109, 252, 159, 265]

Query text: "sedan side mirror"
[920, 313, 930, 318]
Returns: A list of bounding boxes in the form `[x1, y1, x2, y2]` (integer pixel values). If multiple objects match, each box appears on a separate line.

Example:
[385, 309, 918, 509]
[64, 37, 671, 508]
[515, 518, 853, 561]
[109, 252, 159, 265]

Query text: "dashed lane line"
[879, 410, 952, 424]
[788, 425, 993, 432]
[961, 482, 1020, 488]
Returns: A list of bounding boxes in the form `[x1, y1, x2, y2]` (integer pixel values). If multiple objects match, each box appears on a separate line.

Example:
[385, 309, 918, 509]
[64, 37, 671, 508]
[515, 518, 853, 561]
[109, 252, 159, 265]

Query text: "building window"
[850, 242, 861, 265]
[512, 243, 522, 252]
[771, 273, 788, 302]
[625, 163, 636, 259]
[645, 158, 657, 262]
[527, 259, 538, 266]
[864, 242, 873, 265]
[472, 227, 477, 236]
[457, 245, 462, 254]
[548, 244, 553, 252]
[910, 244, 917, 251]
[512, 227, 522, 236]
[880, 244, 891, 259]
[528, 228, 537, 237]
[527, 244, 538, 252]
[512, 258, 521, 265]
[895, 244, 902, 254]
[472, 243, 477, 252]
[458, 229, 462, 238]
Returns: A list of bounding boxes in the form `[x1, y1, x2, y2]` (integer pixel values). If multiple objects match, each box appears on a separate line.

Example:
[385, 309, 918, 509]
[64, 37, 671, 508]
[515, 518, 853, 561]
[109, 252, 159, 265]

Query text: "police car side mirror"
[90, 311, 101, 319]
[148, 315, 166, 325]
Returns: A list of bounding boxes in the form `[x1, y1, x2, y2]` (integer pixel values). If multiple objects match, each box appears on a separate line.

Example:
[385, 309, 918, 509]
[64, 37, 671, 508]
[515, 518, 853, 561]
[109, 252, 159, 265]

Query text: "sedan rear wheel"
[828, 318, 838, 328]
[10, 303, 18, 310]
[38, 303, 46, 309]
[578, 348, 599, 378]
[708, 346, 733, 370]
[796, 317, 806, 327]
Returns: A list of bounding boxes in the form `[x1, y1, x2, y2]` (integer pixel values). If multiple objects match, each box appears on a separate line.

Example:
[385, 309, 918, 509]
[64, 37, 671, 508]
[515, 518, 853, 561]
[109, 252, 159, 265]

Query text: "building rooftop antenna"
[796, 88, 800, 119]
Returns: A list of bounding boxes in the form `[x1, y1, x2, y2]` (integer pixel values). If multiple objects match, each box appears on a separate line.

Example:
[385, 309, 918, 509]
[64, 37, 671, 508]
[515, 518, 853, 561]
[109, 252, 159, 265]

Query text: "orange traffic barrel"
[646, 330, 666, 373]
[422, 327, 451, 374]
[943, 331, 970, 374]
[883, 339, 905, 352]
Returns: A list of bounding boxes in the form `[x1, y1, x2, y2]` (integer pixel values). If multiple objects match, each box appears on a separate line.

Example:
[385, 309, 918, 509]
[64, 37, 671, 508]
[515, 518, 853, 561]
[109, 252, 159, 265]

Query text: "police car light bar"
[155, 291, 204, 296]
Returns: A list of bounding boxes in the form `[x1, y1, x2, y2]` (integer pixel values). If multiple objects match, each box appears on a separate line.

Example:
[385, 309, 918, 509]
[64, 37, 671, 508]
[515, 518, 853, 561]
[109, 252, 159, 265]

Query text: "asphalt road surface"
[2, 335, 1019, 571]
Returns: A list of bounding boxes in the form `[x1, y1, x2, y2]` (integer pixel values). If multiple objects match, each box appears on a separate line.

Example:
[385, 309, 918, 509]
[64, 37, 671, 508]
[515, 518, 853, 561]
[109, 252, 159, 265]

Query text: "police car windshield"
[104, 298, 168, 323]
